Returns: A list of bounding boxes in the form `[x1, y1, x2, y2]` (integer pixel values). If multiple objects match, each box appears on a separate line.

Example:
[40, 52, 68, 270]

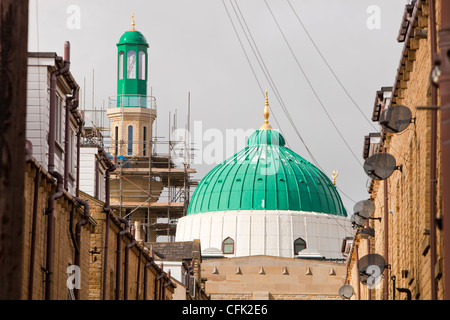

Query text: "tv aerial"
[338, 284, 354, 299]
[379, 105, 413, 134]
[363, 153, 402, 180]
[358, 253, 386, 289]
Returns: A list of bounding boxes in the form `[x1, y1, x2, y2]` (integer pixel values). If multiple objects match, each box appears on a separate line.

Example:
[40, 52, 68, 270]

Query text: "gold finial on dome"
[332, 170, 339, 185]
[259, 90, 273, 130]
[131, 13, 136, 31]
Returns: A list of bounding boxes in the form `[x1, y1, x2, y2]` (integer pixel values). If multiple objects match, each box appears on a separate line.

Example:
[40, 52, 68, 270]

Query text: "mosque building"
[175, 93, 355, 300]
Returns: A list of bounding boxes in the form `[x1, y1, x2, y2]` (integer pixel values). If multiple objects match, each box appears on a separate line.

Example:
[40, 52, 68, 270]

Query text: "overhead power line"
[263, 0, 363, 168]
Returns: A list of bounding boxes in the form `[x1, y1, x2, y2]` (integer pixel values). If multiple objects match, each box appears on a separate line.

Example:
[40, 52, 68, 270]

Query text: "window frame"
[118, 51, 124, 80]
[127, 125, 133, 155]
[138, 50, 146, 80]
[222, 237, 235, 254]
[126, 50, 137, 79]
[294, 237, 306, 255]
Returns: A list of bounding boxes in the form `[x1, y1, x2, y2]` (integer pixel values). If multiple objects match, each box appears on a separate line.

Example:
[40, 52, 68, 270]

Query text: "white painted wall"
[176, 210, 355, 260]
[26, 56, 77, 195]
[79, 147, 97, 197]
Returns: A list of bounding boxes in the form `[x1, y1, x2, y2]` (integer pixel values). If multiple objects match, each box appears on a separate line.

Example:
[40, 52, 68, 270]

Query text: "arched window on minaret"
[294, 237, 306, 255]
[143, 126, 147, 156]
[128, 125, 133, 155]
[118, 51, 124, 80]
[138, 51, 146, 80]
[114, 126, 119, 155]
[127, 50, 136, 79]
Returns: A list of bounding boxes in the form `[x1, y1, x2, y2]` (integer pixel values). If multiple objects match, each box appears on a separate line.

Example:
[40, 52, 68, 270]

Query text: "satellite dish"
[358, 253, 386, 287]
[379, 105, 412, 133]
[351, 213, 366, 228]
[360, 227, 375, 239]
[339, 284, 354, 299]
[363, 153, 397, 180]
[353, 199, 375, 219]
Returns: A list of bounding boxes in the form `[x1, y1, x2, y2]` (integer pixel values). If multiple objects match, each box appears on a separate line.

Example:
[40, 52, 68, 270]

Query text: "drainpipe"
[48, 42, 70, 173]
[124, 227, 136, 300]
[64, 86, 79, 191]
[73, 197, 90, 300]
[102, 163, 116, 300]
[428, 0, 439, 300]
[396, 287, 412, 300]
[116, 217, 129, 300]
[381, 142, 390, 300]
[155, 272, 164, 300]
[28, 167, 40, 300]
[45, 41, 71, 300]
[143, 260, 152, 300]
[439, 0, 450, 301]
[76, 122, 82, 197]
[44, 171, 64, 300]
[136, 248, 142, 300]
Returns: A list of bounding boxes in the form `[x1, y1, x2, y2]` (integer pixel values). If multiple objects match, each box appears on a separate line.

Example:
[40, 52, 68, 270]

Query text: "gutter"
[102, 162, 116, 300]
[44, 41, 71, 300]
[64, 85, 80, 191]
[73, 197, 90, 300]
[27, 166, 40, 300]
[115, 217, 129, 300]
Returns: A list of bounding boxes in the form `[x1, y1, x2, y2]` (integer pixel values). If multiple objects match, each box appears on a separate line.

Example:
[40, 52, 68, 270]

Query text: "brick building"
[20, 42, 178, 300]
[345, 0, 445, 300]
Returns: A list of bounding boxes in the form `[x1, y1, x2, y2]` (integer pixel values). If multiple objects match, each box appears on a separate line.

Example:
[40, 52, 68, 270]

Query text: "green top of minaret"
[117, 13, 148, 46]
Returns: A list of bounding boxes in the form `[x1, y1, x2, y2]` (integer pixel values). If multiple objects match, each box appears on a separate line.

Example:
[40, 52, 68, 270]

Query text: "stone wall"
[202, 256, 347, 300]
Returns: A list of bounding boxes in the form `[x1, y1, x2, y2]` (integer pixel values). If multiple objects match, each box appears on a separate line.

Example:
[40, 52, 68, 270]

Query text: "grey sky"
[28, 0, 408, 214]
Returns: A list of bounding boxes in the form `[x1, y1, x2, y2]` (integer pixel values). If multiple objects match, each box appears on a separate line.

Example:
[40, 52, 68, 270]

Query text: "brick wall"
[85, 192, 175, 300]
[22, 159, 93, 300]
[20, 159, 175, 300]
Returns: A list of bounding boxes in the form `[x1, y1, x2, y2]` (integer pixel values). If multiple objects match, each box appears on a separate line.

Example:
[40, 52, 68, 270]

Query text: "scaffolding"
[82, 93, 197, 242]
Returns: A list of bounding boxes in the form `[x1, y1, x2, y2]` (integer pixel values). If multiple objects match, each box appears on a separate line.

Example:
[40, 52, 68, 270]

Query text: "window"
[294, 237, 306, 255]
[222, 237, 234, 254]
[138, 51, 146, 80]
[128, 125, 133, 155]
[118, 51, 124, 80]
[127, 50, 136, 79]
[115, 126, 119, 155]
[69, 130, 75, 174]
[143, 126, 147, 156]
[55, 95, 62, 144]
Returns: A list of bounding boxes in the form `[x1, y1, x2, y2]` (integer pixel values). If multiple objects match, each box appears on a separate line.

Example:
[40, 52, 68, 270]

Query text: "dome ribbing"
[187, 129, 347, 216]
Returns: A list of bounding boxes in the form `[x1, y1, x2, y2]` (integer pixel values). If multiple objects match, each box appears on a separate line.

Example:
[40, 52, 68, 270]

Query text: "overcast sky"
[28, 0, 409, 214]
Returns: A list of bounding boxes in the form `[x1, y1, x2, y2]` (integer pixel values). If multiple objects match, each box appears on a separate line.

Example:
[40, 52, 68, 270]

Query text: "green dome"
[187, 129, 347, 216]
[118, 30, 148, 46]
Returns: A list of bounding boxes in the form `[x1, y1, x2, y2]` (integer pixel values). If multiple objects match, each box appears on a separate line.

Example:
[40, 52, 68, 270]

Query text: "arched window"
[128, 125, 133, 155]
[114, 126, 119, 155]
[294, 237, 306, 255]
[143, 126, 147, 156]
[118, 51, 124, 80]
[127, 50, 136, 79]
[138, 51, 146, 80]
[222, 237, 234, 254]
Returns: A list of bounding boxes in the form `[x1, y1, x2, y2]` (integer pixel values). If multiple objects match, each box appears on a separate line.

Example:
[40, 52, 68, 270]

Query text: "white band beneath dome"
[175, 210, 354, 259]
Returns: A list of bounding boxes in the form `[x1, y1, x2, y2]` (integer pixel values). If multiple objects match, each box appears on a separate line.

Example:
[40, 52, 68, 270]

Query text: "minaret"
[107, 14, 156, 157]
